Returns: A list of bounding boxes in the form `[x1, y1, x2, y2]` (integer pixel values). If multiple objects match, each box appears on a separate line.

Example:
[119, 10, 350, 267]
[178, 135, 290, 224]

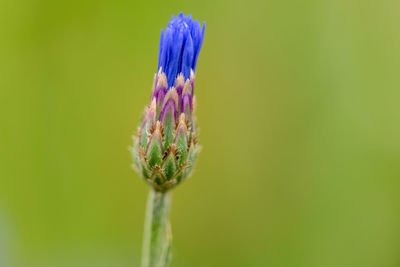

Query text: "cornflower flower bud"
[132, 13, 205, 192]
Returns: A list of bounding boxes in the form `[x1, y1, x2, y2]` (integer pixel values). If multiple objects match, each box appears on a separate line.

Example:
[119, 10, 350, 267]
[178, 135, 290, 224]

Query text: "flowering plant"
[131, 13, 205, 267]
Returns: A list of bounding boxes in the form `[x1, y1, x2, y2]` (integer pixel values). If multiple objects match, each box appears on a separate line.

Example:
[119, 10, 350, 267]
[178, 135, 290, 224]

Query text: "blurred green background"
[1, 0, 400, 266]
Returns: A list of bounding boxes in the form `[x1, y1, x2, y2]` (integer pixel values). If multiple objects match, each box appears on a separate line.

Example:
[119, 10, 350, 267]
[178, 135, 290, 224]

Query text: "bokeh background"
[1, 0, 400, 266]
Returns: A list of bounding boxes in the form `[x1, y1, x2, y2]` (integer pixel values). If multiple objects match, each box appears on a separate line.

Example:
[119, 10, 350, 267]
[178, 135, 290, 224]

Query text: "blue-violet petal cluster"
[158, 12, 205, 87]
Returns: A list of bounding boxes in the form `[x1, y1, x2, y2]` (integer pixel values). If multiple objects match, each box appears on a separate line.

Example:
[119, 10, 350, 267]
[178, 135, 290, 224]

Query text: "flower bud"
[132, 13, 205, 192]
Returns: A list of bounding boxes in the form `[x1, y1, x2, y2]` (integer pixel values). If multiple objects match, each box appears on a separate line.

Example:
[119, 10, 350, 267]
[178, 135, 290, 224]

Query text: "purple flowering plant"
[131, 13, 205, 267]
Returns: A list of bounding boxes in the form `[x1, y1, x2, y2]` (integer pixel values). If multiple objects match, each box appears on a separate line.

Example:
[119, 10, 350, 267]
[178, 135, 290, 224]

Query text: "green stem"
[141, 189, 172, 267]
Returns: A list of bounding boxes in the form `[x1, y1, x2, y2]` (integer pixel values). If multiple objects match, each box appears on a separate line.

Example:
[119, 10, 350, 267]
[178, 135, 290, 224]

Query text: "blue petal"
[182, 33, 194, 79]
[157, 13, 205, 88]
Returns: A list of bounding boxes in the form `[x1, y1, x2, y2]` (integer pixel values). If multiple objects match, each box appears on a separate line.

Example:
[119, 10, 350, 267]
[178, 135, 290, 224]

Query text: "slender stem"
[141, 189, 172, 267]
